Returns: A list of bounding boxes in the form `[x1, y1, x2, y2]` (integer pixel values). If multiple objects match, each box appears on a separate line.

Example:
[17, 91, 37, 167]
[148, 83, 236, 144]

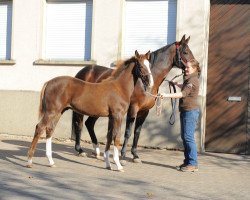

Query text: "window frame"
[0, 0, 15, 65]
[34, 0, 95, 66]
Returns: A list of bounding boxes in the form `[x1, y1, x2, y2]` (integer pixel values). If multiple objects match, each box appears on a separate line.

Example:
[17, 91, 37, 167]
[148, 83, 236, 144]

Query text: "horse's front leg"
[131, 110, 149, 163]
[121, 106, 138, 165]
[85, 116, 101, 159]
[120, 114, 135, 165]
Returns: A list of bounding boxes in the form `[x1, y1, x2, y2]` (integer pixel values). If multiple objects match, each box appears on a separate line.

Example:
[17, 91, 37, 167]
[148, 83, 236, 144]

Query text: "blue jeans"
[180, 109, 199, 166]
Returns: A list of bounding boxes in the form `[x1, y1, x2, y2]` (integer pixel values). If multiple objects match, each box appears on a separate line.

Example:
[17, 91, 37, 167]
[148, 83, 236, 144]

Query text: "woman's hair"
[189, 58, 201, 77]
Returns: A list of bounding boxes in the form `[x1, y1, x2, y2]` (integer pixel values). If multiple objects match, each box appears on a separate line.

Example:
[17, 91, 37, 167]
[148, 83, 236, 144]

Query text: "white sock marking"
[104, 151, 111, 169]
[93, 143, 100, 157]
[113, 146, 123, 170]
[46, 137, 55, 166]
[27, 159, 32, 165]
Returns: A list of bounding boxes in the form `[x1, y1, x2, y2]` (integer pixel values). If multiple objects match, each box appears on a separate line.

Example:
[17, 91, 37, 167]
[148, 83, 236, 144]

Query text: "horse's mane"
[103, 56, 136, 81]
[150, 43, 173, 66]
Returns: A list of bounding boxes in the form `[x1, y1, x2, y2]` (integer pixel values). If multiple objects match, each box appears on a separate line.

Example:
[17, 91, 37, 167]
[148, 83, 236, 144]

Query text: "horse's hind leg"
[85, 116, 101, 159]
[45, 114, 61, 167]
[27, 119, 47, 168]
[72, 112, 85, 156]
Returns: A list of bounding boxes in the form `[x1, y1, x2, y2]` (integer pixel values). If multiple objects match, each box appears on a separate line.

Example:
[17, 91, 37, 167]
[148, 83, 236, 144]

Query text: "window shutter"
[45, 0, 93, 60]
[0, 1, 12, 60]
[124, 0, 177, 58]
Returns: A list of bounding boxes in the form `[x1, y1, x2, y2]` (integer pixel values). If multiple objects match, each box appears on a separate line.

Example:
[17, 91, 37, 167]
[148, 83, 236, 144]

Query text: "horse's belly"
[71, 99, 109, 117]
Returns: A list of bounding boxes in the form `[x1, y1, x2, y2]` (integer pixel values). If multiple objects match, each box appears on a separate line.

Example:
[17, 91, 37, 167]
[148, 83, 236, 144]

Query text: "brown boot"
[180, 165, 198, 172]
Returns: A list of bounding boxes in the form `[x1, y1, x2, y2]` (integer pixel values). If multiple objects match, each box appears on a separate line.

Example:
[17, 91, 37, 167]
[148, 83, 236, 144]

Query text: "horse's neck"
[151, 46, 175, 92]
[115, 63, 136, 93]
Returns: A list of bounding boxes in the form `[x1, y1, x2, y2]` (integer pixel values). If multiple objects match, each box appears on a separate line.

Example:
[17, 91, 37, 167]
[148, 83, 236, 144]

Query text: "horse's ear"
[135, 50, 139, 58]
[180, 34, 186, 45]
[185, 36, 190, 44]
[146, 50, 150, 60]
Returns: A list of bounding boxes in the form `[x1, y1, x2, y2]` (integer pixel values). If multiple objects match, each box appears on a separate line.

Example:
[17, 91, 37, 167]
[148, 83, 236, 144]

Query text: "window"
[123, 0, 177, 58]
[0, 1, 12, 60]
[44, 0, 93, 61]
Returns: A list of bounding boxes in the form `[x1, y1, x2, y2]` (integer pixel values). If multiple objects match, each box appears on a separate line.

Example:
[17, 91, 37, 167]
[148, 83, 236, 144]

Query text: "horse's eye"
[183, 51, 188, 55]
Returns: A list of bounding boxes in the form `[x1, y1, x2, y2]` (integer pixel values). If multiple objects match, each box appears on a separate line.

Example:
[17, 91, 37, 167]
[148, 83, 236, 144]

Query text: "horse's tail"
[38, 82, 48, 120]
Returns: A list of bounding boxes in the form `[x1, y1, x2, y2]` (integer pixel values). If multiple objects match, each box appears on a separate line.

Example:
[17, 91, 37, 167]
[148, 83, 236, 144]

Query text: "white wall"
[0, 0, 122, 92]
[0, 0, 210, 150]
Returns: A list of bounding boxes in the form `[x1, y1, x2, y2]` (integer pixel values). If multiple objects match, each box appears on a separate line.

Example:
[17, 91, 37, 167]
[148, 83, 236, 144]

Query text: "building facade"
[0, 0, 249, 154]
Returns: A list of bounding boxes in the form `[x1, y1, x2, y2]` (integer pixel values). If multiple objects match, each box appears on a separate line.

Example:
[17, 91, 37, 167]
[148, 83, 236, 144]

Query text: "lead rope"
[156, 94, 162, 116]
[144, 92, 162, 116]
[165, 72, 184, 125]
[146, 71, 184, 124]
[168, 82, 177, 125]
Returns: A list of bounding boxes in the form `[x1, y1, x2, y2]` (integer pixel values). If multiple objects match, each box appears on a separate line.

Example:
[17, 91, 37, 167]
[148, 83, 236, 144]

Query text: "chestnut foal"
[27, 51, 153, 172]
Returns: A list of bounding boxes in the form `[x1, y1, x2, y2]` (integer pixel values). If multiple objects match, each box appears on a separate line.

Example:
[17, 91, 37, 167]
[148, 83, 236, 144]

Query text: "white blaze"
[143, 59, 154, 88]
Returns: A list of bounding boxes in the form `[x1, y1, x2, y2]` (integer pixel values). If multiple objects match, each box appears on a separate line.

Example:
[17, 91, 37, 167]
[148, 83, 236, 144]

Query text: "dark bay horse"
[72, 35, 195, 164]
[27, 51, 153, 172]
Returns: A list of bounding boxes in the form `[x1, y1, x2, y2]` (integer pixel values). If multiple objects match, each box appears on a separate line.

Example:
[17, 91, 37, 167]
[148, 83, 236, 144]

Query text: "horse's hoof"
[120, 159, 127, 166]
[26, 164, 33, 168]
[78, 152, 87, 157]
[118, 169, 125, 173]
[133, 158, 142, 163]
[96, 155, 102, 160]
[49, 164, 56, 168]
[106, 166, 113, 171]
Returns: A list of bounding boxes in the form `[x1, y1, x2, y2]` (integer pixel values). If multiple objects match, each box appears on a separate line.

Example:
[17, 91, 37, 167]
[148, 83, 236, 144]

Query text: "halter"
[175, 42, 186, 72]
[134, 59, 150, 91]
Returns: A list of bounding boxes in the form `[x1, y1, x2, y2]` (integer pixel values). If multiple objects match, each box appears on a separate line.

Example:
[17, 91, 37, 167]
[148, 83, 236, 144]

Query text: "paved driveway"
[0, 134, 249, 200]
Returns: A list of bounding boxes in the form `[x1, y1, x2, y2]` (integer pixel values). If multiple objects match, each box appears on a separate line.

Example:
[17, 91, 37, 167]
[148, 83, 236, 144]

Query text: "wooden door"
[206, 0, 250, 154]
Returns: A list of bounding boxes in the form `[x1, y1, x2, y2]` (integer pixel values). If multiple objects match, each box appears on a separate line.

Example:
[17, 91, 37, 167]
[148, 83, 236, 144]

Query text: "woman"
[161, 59, 201, 172]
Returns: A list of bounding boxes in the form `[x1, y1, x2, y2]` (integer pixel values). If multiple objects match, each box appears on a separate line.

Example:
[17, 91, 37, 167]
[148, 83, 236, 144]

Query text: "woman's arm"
[160, 92, 183, 99]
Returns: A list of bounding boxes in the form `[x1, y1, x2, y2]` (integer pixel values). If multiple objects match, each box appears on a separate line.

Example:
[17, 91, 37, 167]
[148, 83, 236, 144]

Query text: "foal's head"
[134, 50, 154, 90]
[174, 34, 195, 71]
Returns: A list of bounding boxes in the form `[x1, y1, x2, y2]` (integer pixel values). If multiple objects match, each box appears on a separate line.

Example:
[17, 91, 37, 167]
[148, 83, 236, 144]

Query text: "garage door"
[206, 0, 250, 154]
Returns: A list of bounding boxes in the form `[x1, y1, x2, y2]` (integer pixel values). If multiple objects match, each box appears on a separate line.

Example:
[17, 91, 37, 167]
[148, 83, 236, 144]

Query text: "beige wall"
[0, 0, 123, 91]
[177, 0, 210, 151]
[0, 0, 210, 151]
[92, 0, 123, 67]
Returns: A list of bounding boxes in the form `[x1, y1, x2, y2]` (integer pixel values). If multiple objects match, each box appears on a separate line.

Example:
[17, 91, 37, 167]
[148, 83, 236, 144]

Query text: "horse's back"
[75, 65, 112, 83]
